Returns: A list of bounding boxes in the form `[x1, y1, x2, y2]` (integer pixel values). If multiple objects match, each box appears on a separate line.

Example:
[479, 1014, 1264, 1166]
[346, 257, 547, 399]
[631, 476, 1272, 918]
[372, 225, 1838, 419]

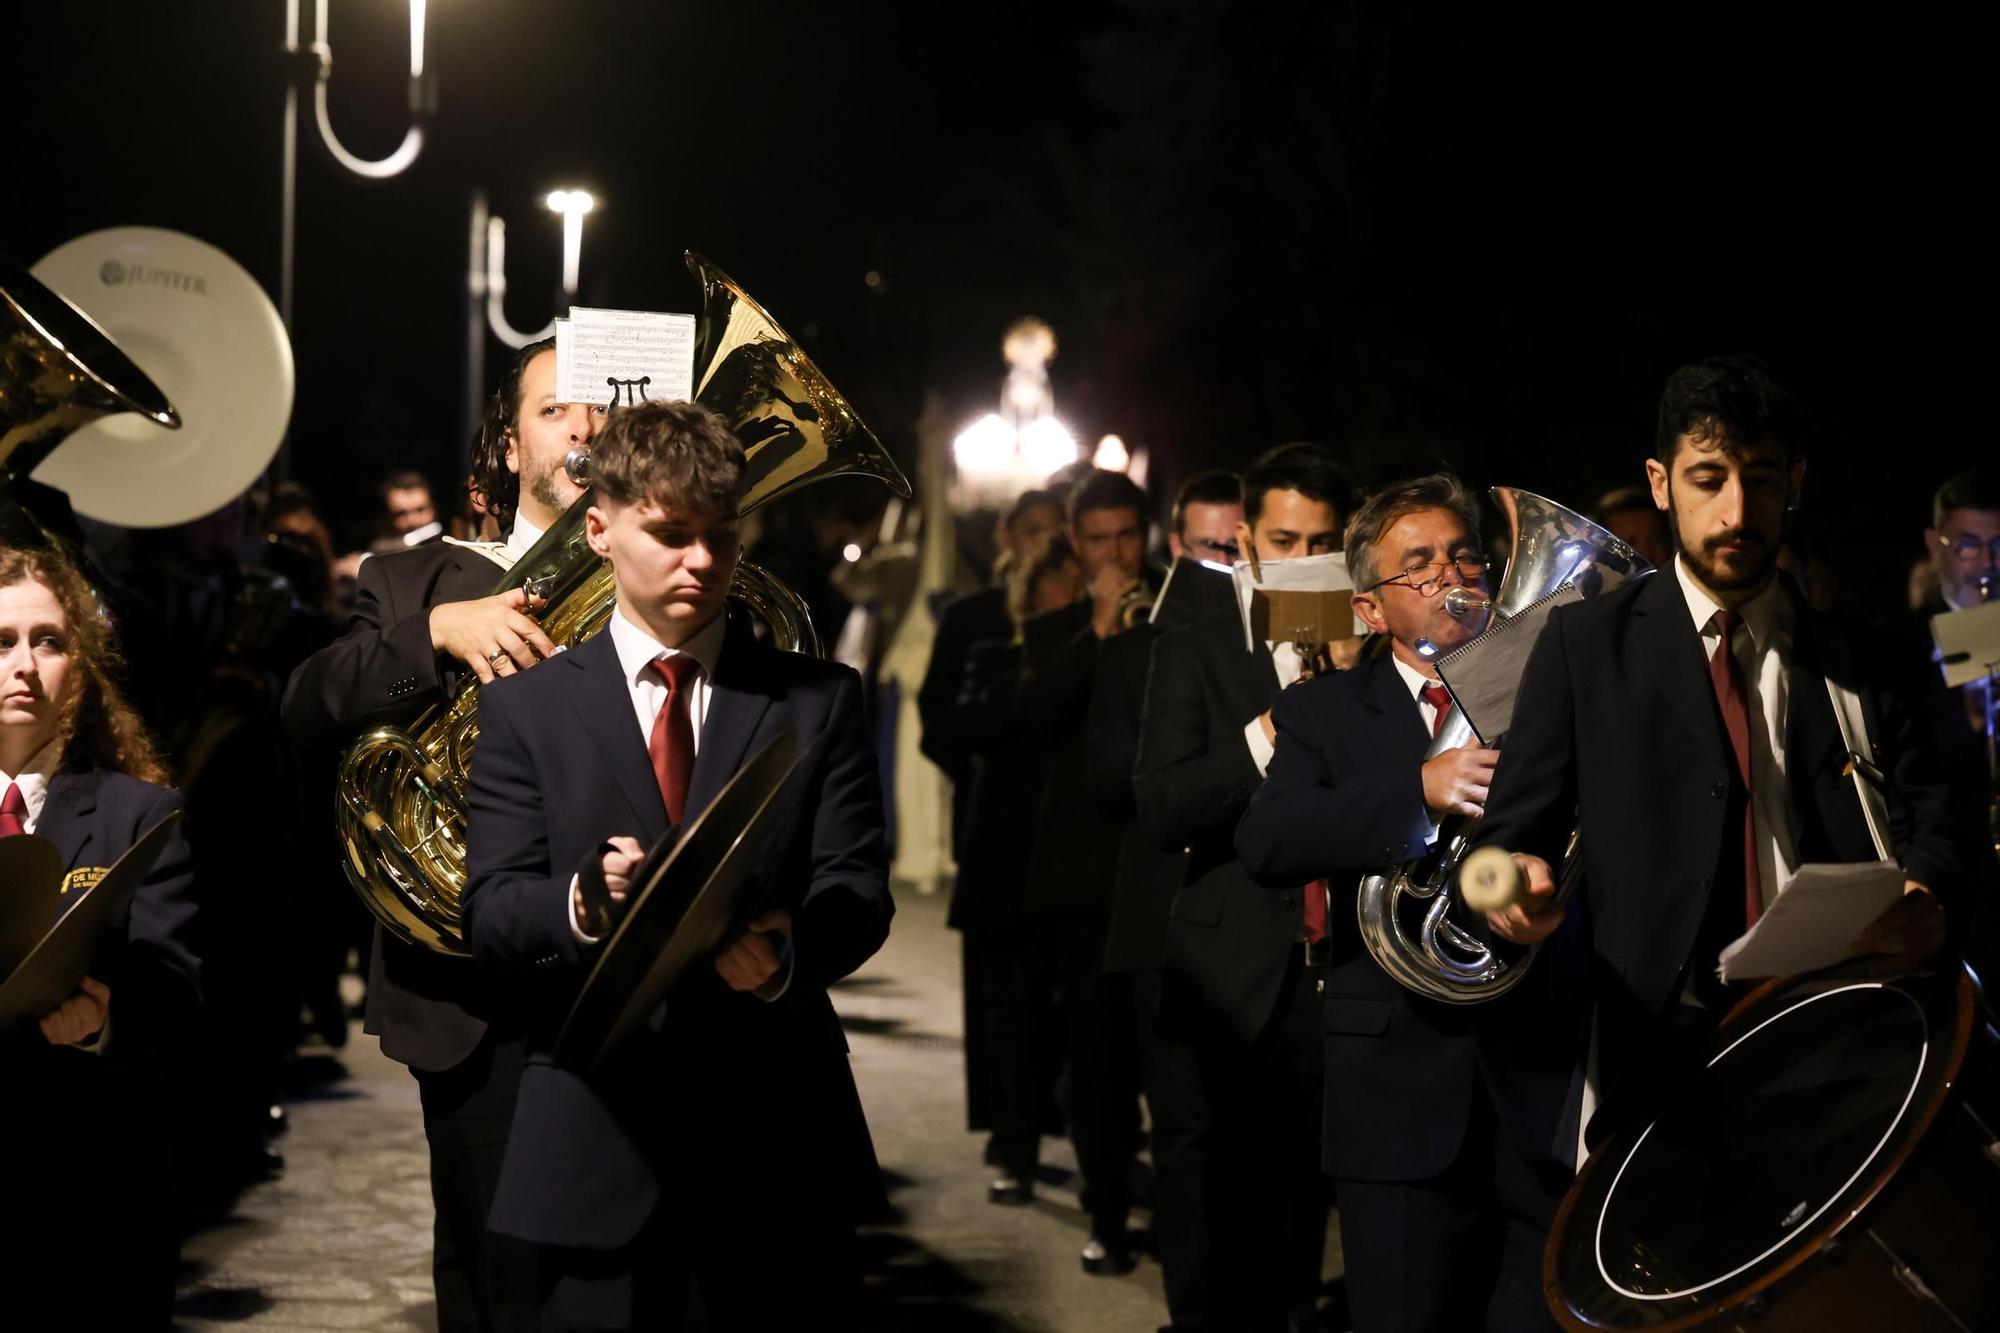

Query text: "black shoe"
[1080, 1235, 1136, 1276]
[987, 1176, 1032, 1205]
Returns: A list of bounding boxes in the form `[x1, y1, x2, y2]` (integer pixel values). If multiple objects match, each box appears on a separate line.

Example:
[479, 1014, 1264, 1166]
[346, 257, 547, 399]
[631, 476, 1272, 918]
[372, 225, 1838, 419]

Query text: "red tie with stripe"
[0, 783, 25, 838]
[647, 657, 699, 826]
[1421, 682, 1453, 737]
[1707, 610, 1762, 928]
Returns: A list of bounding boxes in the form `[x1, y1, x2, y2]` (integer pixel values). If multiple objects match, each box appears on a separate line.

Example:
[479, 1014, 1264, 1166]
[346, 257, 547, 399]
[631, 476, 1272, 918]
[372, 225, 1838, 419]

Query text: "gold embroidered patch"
[60, 866, 108, 896]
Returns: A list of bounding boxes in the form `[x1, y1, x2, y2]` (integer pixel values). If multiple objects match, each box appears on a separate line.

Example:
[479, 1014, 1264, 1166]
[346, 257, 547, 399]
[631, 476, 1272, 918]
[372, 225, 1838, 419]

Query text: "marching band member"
[1475, 356, 1967, 1132]
[463, 400, 893, 1331]
[1234, 475, 1575, 1333]
[0, 543, 200, 1328]
[1132, 442, 1347, 1332]
[280, 337, 603, 1331]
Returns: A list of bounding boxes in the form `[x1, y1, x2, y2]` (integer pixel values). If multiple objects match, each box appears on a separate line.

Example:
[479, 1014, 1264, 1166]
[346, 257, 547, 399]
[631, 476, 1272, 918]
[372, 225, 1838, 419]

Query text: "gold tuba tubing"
[1354, 488, 1651, 1003]
[337, 253, 910, 955]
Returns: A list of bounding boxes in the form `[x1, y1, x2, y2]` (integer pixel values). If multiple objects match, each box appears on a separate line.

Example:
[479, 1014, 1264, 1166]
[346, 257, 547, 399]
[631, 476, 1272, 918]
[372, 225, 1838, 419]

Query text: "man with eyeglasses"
[1235, 472, 1570, 1332]
[1134, 442, 1353, 1331]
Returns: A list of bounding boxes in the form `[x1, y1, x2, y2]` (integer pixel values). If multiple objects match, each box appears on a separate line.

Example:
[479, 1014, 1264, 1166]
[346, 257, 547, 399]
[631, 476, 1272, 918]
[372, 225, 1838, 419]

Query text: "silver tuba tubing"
[1355, 487, 1652, 1005]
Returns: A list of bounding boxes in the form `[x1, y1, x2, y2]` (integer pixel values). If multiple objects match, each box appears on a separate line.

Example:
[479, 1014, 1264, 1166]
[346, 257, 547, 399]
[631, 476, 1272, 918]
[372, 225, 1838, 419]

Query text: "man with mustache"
[1476, 355, 1967, 1141]
[283, 337, 603, 1331]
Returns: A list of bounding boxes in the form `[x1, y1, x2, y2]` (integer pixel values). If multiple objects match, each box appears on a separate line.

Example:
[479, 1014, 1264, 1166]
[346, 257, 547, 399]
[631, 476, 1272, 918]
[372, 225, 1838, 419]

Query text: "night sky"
[8, 2, 1979, 612]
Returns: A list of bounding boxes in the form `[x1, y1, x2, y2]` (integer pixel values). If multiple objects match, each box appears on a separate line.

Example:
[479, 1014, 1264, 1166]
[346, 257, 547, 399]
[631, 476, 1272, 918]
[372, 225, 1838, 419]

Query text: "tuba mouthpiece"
[1443, 586, 1491, 619]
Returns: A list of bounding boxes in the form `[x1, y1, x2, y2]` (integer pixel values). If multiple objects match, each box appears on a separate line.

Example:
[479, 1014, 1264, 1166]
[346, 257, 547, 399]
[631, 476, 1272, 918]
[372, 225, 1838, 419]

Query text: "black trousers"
[532, 1179, 861, 1331]
[960, 933, 994, 1132]
[1335, 1086, 1566, 1333]
[1132, 965, 1212, 1333]
[414, 1031, 542, 1333]
[991, 918, 1142, 1235]
[1195, 950, 1331, 1332]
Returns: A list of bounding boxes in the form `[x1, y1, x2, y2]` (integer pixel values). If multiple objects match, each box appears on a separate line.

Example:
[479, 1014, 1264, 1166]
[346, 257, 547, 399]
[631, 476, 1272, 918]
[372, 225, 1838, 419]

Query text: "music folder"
[0, 810, 182, 1036]
[1929, 600, 2000, 688]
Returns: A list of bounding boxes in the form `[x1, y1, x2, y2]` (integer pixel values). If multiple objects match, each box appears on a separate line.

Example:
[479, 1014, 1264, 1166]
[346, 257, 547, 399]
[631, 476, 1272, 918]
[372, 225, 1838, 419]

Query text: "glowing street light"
[1093, 434, 1130, 472]
[545, 189, 595, 298]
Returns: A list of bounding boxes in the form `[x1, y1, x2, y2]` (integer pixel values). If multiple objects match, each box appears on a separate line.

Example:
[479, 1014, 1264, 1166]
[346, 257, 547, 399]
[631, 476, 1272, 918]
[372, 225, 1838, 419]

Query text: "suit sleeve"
[1085, 633, 1147, 819]
[1018, 604, 1099, 729]
[280, 553, 450, 748]
[916, 599, 976, 781]
[1234, 682, 1435, 885]
[1136, 633, 1261, 851]
[103, 786, 202, 1061]
[1869, 631, 1973, 930]
[462, 681, 584, 978]
[1471, 605, 1582, 871]
[790, 669, 895, 992]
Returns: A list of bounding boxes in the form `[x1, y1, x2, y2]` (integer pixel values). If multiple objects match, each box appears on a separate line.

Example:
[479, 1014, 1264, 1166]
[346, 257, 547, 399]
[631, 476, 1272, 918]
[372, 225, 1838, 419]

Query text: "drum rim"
[1544, 966, 1975, 1332]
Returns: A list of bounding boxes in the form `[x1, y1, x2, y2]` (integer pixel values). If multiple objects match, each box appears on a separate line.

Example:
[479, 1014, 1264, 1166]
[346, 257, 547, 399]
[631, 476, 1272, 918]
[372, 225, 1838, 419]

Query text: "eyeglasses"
[1186, 537, 1240, 562]
[1940, 533, 2000, 564]
[1364, 555, 1491, 597]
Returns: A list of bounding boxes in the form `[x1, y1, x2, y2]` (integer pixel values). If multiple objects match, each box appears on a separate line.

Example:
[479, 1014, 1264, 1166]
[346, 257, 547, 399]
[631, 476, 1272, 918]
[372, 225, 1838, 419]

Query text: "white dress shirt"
[1675, 555, 1798, 911]
[605, 606, 724, 746]
[506, 511, 547, 563]
[1390, 653, 1450, 732]
[0, 741, 60, 834]
[1244, 641, 1306, 776]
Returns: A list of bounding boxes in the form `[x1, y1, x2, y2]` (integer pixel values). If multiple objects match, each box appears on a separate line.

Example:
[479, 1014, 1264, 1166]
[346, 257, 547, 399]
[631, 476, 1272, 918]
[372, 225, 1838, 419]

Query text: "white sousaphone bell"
[22, 227, 293, 527]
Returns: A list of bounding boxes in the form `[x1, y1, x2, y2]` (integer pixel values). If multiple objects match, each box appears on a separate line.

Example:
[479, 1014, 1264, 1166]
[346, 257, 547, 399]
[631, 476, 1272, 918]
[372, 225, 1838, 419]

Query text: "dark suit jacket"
[280, 540, 513, 1073]
[1476, 570, 1970, 1097]
[944, 636, 1051, 941]
[8, 770, 201, 1066]
[1134, 610, 1297, 1043]
[1234, 656, 1574, 1181]
[1018, 601, 1124, 918]
[463, 618, 893, 1250]
[917, 586, 1013, 859]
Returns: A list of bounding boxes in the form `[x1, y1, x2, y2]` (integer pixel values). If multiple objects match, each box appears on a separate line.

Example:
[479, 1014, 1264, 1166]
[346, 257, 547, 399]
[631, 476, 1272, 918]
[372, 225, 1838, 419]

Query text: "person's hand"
[716, 910, 792, 992]
[1484, 853, 1564, 945]
[40, 976, 109, 1047]
[429, 588, 556, 683]
[573, 835, 644, 934]
[1088, 564, 1140, 639]
[1848, 882, 1947, 976]
[1421, 745, 1500, 819]
[1257, 709, 1276, 744]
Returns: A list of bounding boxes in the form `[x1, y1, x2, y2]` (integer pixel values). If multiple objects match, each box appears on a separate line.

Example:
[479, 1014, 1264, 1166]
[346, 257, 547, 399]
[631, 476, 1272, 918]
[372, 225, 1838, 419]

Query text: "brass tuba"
[2, 256, 180, 524]
[1355, 488, 1651, 1004]
[337, 253, 911, 955]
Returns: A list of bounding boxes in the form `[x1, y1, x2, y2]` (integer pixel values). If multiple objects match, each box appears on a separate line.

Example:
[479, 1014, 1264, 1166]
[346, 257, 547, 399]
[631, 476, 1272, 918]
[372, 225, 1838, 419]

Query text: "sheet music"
[1231, 550, 1358, 650]
[1716, 860, 1904, 984]
[552, 307, 696, 406]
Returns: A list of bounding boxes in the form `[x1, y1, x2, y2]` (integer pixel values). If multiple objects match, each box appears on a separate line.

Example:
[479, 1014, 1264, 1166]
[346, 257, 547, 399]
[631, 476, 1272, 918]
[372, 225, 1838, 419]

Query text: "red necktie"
[0, 783, 25, 838]
[647, 657, 699, 826]
[1706, 610, 1762, 928]
[1302, 878, 1328, 944]
[1420, 682, 1453, 738]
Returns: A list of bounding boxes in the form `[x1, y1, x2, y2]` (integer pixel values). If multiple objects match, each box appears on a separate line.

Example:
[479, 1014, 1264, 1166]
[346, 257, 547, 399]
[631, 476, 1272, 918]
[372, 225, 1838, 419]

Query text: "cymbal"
[555, 729, 821, 1075]
[30, 228, 293, 528]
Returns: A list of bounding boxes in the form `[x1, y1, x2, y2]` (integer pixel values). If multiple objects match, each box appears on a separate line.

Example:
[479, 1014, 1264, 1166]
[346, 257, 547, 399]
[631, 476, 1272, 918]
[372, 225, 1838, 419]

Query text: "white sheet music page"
[1715, 860, 1903, 984]
[555, 307, 696, 406]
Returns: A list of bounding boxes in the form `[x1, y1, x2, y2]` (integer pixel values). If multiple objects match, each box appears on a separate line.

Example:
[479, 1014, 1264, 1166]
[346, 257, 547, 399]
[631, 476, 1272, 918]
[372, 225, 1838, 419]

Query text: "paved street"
[175, 888, 1192, 1331]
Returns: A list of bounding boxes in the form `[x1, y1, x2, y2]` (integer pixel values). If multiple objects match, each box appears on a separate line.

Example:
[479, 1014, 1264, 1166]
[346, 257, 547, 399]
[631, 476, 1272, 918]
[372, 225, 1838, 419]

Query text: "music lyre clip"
[606, 376, 651, 408]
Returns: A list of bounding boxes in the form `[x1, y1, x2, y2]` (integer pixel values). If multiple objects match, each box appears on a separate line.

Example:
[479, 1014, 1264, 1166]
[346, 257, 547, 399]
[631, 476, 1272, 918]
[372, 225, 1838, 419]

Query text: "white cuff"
[1243, 716, 1275, 777]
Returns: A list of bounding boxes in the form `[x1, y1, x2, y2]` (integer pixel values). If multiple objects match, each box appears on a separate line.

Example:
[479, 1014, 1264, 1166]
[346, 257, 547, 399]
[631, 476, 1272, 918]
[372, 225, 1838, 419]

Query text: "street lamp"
[476, 188, 596, 350]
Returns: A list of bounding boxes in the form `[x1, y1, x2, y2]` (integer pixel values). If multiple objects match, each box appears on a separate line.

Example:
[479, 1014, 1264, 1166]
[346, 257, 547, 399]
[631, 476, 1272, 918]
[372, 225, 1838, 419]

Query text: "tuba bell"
[2, 255, 180, 536]
[337, 253, 912, 955]
[1355, 487, 1651, 1004]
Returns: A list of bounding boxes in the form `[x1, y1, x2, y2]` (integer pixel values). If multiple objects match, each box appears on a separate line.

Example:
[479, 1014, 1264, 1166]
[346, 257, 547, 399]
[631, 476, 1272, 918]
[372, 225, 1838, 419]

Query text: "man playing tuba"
[281, 338, 602, 1332]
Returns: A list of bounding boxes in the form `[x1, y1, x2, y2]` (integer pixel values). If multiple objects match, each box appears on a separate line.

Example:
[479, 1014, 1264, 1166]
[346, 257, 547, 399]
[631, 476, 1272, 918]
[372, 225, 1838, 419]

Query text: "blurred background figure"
[376, 468, 441, 549]
[1588, 484, 1672, 570]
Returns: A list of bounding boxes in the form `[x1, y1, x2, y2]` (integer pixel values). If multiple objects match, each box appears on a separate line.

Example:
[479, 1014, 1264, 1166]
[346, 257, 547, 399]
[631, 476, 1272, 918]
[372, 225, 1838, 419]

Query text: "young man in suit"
[1015, 467, 1156, 1272]
[1134, 443, 1348, 1332]
[280, 337, 602, 1332]
[1089, 466, 1240, 1329]
[462, 399, 893, 1331]
[1235, 473, 1572, 1333]
[1480, 357, 1964, 1123]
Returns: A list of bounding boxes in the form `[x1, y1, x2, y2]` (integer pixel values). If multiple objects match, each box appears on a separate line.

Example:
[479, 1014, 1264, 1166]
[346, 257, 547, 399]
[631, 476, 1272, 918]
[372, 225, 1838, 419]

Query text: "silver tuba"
[1355, 487, 1652, 1004]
